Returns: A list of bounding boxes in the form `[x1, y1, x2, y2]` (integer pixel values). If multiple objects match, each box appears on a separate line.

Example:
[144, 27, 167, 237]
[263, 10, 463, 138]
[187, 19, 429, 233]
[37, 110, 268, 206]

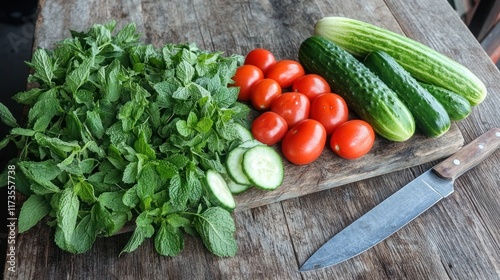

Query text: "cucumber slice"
[226, 147, 252, 185]
[238, 139, 264, 149]
[235, 123, 254, 142]
[226, 177, 252, 194]
[205, 169, 236, 211]
[242, 145, 284, 190]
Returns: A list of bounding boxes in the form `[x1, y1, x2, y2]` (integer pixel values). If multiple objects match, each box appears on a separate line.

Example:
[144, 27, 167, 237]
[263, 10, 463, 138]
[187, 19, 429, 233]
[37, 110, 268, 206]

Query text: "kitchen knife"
[300, 127, 500, 272]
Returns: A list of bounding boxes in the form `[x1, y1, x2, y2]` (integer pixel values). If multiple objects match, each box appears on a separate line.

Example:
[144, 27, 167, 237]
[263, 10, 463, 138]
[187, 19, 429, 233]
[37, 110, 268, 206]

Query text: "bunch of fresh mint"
[0, 21, 251, 257]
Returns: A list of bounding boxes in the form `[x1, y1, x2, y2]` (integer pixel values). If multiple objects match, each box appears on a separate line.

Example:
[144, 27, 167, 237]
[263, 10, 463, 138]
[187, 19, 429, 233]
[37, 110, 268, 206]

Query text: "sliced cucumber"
[238, 139, 264, 149]
[226, 147, 252, 185]
[242, 145, 283, 190]
[235, 123, 254, 142]
[205, 169, 236, 211]
[226, 177, 252, 194]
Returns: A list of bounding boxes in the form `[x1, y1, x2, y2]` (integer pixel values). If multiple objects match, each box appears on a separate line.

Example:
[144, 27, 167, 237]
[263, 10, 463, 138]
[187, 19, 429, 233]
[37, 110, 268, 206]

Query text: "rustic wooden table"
[4, 0, 500, 279]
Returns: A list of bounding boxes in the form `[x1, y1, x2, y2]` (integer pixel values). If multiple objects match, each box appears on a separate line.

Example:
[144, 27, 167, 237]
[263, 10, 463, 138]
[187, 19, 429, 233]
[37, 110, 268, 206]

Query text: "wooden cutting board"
[234, 123, 463, 211]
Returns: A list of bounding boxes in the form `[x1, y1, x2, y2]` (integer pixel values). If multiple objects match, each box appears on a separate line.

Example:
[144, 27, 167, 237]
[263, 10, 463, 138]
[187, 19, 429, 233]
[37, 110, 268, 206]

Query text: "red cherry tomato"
[330, 120, 375, 160]
[281, 119, 327, 165]
[251, 111, 288, 145]
[309, 93, 349, 135]
[266, 60, 305, 89]
[231, 65, 264, 101]
[292, 74, 331, 102]
[250, 78, 282, 111]
[244, 48, 277, 75]
[270, 92, 310, 127]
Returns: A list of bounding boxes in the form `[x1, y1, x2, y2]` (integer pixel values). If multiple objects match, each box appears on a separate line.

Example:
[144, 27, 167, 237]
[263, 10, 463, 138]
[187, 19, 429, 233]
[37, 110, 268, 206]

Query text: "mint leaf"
[136, 163, 161, 209]
[28, 48, 56, 85]
[172, 86, 190, 100]
[57, 188, 80, 245]
[154, 221, 184, 256]
[12, 88, 44, 105]
[118, 97, 147, 132]
[10, 127, 36, 137]
[108, 212, 130, 235]
[54, 223, 70, 252]
[120, 212, 154, 255]
[105, 61, 122, 102]
[188, 83, 210, 99]
[153, 79, 179, 107]
[166, 154, 190, 169]
[122, 161, 138, 184]
[95, 100, 115, 129]
[147, 101, 161, 130]
[133, 128, 156, 159]
[187, 169, 202, 203]
[28, 94, 61, 132]
[0, 137, 10, 150]
[122, 185, 139, 208]
[186, 111, 198, 127]
[106, 145, 127, 170]
[65, 56, 94, 93]
[103, 167, 122, 185]
[85, 110, 105, 139]
[194, 207, 237, 257]
[176, 60, 195, 85]
[216, 120, 240, 141]
[175, 119, 192, 137]
[166, 213, 191, 228]
[114, 22, 139, 47]
[56, 155, 84, 176]
[179, 46, 198, 65]
[98, 191, 130, 212]
[88, 171, 115, 194]
[91, 202, 115, 236]
[85, 21, 113, 46]
[169, 173, 189, 208]
[0, 102, 19, 127]
[18, 160, 61, 194]
[195, 117, 213, 133]
[74, 89, 94, 105]
[18, 194, 51, 233]
[67, 214, 96, 253]
[212, 86, 239, 108]
[35, 133, 81, 158]
[74, 181, 97, 204]
[64, 111, 84, 140]
[155, 159, 178, 181]
[106, 122, 127, 144]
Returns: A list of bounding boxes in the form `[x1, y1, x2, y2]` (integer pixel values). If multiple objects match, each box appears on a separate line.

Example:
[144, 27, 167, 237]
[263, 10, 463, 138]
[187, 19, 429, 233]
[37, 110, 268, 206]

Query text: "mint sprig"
[0, 21, 248, 257]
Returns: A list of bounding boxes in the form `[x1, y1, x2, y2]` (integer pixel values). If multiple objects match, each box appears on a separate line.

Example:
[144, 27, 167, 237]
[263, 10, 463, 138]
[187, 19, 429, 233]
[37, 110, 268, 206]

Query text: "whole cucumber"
[298, 36, 415, 142]
[364, 50, 451, 138]
[419, 82, 471, 121]
[314, 16, 486, 106]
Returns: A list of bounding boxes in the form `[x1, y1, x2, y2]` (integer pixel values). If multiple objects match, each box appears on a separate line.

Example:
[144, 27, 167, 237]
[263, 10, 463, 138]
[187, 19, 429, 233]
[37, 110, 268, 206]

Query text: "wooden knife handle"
[433, 127, 500, 181]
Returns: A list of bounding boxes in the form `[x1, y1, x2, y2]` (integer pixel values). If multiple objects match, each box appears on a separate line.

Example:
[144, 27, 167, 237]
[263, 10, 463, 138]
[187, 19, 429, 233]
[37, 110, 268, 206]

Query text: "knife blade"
[300, 127, 500, 272]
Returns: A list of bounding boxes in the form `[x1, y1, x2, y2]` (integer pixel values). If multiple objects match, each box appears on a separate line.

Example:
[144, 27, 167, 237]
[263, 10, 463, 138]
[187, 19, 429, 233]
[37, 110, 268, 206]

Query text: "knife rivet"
[453, 159, 460, 165]
[496, 132, 500, 137]
[478, 144, 485, 150]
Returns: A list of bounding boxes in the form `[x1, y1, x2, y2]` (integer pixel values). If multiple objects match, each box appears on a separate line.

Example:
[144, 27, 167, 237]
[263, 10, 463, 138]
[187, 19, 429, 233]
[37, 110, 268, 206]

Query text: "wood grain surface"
[4, 0, 500, 279]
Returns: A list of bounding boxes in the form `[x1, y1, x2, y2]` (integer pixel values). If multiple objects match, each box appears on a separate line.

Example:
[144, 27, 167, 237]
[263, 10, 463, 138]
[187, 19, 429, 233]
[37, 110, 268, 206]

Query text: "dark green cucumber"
[298, 36, 415, 142]
[364, 50, 450, 138]
[419, 82, 472, 121]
